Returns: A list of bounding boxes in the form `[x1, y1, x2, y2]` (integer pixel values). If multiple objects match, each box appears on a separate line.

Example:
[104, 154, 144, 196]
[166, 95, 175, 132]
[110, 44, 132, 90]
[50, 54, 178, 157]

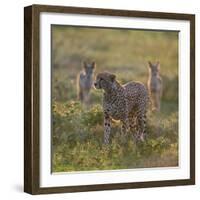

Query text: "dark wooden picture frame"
[24, 4, 195, 195]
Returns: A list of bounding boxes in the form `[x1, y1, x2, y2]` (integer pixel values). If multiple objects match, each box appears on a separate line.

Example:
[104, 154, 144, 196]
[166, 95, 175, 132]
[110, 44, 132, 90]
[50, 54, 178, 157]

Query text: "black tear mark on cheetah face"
[94, 72, 116, 92]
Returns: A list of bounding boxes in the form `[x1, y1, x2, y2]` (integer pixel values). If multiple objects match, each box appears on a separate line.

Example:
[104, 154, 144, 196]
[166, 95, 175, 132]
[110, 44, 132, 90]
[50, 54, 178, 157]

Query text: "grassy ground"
[52, 25, 179, 172]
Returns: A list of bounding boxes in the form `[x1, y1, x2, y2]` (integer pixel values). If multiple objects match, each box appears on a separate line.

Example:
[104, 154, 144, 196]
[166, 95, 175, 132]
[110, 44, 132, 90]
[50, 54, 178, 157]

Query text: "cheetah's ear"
[110, 74, 116, 82]
[91, 61, 96, 69]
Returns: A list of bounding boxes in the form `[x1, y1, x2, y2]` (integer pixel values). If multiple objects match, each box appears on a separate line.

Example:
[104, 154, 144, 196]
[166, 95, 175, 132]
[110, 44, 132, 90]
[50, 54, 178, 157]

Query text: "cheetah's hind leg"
[120, 122, 128, 144]
[129, 116, 139, 143]
[129, 113, 147, 144]
[137, 113, 147, 142]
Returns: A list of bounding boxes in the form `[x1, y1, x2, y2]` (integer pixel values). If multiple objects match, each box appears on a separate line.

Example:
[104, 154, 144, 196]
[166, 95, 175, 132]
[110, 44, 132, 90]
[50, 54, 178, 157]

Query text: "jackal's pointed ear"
[110, 73, 116, 82]
[156, 61, 160, 70]
[148, 61, 152, 68]
[83, 61, 87, 69]
[91, 61, 96, 69]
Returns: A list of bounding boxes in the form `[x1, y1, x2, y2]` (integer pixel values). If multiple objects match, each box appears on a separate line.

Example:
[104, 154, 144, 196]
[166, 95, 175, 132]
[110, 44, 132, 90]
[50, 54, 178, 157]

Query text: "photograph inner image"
[51, 25, 179, 173]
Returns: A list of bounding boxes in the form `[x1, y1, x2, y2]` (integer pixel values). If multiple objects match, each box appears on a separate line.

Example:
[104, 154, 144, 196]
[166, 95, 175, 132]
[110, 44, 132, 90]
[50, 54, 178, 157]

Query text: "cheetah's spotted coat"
[94, 72, 149, 144]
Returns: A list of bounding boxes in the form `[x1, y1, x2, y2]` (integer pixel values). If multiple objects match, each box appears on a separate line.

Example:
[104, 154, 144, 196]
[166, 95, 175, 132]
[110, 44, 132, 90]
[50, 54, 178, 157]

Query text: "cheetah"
[94, 72, 149, 144]
[147, 61, 162, 112]
[77, 61, 96, 104]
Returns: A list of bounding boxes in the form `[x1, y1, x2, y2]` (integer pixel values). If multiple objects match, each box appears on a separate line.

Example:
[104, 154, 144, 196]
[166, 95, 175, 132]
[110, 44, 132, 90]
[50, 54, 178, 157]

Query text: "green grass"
[52, 101, 178, 172]
[51, 25, 179, 172]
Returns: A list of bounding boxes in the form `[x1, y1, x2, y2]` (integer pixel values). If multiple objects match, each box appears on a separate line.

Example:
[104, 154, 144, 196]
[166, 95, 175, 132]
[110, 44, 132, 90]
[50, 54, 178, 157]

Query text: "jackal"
[77, 61, 96, 104]
[147, 61, 162, 112]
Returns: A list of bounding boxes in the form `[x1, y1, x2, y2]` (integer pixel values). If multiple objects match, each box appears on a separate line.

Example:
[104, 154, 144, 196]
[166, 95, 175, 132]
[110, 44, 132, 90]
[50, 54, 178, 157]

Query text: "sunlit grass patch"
[52, 101, 178, 172]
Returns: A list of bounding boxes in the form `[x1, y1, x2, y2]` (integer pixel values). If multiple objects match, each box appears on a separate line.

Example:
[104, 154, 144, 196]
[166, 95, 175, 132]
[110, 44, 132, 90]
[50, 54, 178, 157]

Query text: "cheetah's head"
[148, 61, 160, 76]
[83, 61, 96, 75]
[94, 72, 116, 91]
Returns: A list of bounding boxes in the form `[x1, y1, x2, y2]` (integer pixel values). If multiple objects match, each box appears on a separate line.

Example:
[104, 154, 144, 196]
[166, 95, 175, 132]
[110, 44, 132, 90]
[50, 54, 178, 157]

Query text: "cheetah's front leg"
[104, 113, 111, 145]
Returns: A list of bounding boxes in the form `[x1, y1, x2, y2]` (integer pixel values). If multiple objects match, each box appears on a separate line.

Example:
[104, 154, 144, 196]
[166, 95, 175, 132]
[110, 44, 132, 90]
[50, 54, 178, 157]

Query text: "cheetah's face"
[83, 61, 96, 75]
[94, 72, 116, 91]
[148, 61, 160, 76]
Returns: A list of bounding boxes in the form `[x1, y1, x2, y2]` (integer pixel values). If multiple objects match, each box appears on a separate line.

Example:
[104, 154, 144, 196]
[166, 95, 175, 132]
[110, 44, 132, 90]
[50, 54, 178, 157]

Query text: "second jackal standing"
[147, 61, 162, 112]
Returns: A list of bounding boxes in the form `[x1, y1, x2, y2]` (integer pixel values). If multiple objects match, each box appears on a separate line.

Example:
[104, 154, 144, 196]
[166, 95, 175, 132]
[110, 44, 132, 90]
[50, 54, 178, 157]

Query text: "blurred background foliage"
[52, 25, 179, 172]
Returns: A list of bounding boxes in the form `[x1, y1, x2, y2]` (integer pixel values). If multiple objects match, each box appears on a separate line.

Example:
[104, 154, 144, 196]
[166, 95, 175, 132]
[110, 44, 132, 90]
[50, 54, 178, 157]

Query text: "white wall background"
[0, 0, 199, 199]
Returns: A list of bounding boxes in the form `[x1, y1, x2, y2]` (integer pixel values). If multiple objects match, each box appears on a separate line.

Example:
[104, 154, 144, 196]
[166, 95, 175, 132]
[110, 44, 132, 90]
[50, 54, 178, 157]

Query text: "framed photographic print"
[24, 4, 195, 194]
